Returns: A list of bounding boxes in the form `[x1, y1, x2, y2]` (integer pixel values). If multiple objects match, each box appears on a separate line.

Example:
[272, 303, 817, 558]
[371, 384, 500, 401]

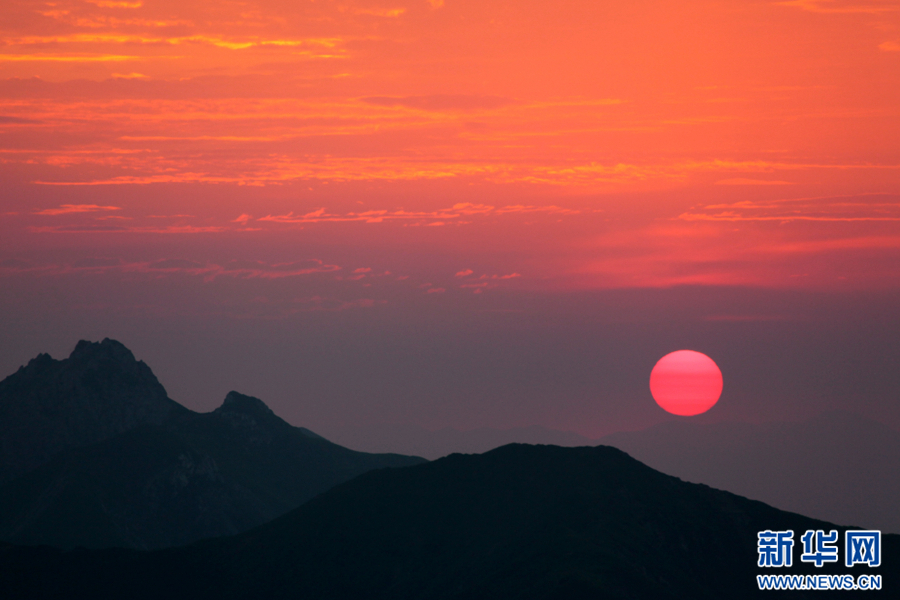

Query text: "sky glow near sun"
[1, 0, 899, 433]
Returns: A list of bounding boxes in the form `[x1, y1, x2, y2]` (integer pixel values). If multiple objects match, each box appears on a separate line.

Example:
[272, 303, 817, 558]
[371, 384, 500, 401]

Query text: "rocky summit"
[0, 340, 425, 550]
[0, 339, 184, 483]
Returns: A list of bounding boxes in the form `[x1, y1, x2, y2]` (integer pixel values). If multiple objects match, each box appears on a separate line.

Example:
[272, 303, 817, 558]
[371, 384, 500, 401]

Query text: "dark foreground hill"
[1, 444, 895, 599]
[0, 340, 424, 549]
[339, 412, 900, 535]
[599, 412, 900, 534]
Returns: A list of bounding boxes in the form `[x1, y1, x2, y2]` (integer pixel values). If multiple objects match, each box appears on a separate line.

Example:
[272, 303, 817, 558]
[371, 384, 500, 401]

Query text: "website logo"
[846, 531, 881, 568]
[758, 530, 795, 567]
[800, 530, 839, 567]
[757, 529, 883, 592]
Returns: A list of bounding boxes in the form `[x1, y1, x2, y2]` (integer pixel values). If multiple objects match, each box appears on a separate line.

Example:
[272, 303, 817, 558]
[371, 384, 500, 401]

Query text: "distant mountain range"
[1, 444, 896, 599]
[330, 423, 593, 459]
[332, 413, 900, 534]
[0, 339, 425, 549]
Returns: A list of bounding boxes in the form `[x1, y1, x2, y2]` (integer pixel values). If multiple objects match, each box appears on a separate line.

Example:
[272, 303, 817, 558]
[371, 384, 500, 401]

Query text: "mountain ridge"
[1, 443, 895, 599]
[0, 340, 426, 550]
[598, 411, 900, 534]
[329, 412, 900, 534]
[0, 338, 185, 483]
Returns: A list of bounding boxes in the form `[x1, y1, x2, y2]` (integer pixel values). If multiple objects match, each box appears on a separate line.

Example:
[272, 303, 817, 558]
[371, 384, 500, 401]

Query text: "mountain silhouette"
[0, 444, 895, 599]
[332, 413, 900, 535]
[331, 423, 594, 459]
[0, 339, 184, 483]
[598, 412, 900, 534]
[0, 341, 424, 550]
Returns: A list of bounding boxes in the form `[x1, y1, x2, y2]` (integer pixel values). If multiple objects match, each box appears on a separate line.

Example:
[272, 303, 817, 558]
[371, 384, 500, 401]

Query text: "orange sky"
[1, 1, 900, 434]
[2, 0, 899, 292]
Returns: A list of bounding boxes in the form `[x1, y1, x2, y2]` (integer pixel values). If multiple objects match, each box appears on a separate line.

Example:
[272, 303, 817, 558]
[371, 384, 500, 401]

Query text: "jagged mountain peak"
[212, 392, 328, 441]
[0, 339, 183, 483]
[11, 339, 150, 385]
[69, 338, 137, 364]
[217, 391, 276, 417]
[19, 353, 54, 375]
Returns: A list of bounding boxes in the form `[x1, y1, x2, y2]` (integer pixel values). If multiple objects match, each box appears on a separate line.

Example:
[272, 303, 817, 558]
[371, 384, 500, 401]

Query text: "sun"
[649, 350, 723, 416]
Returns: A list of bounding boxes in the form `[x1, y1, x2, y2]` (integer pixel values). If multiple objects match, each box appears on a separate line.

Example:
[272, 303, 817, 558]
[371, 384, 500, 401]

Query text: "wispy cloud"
[353, 7, 406, 18]
[0, 54, 141, 62]
[714, 178, 794, 186]
[478, 273, 522, 280]
[1, 257, 341, 281]
[28, 224, 228, 233]
[34, 204, 121, 216]
[205, 259, 341, 280]
[0, 115, 42, 124]
[678, 194, 900, 223]
[257, 204, 579, 226]
[775, 0, 900, 14]
[5, 31, 347, 51]
[86, 1, 144, 8]
[361, 95, 515, 111]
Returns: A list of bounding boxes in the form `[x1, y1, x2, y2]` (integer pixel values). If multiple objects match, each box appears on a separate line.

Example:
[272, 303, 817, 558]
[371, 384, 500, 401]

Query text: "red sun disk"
[649, 350, 723, 416]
